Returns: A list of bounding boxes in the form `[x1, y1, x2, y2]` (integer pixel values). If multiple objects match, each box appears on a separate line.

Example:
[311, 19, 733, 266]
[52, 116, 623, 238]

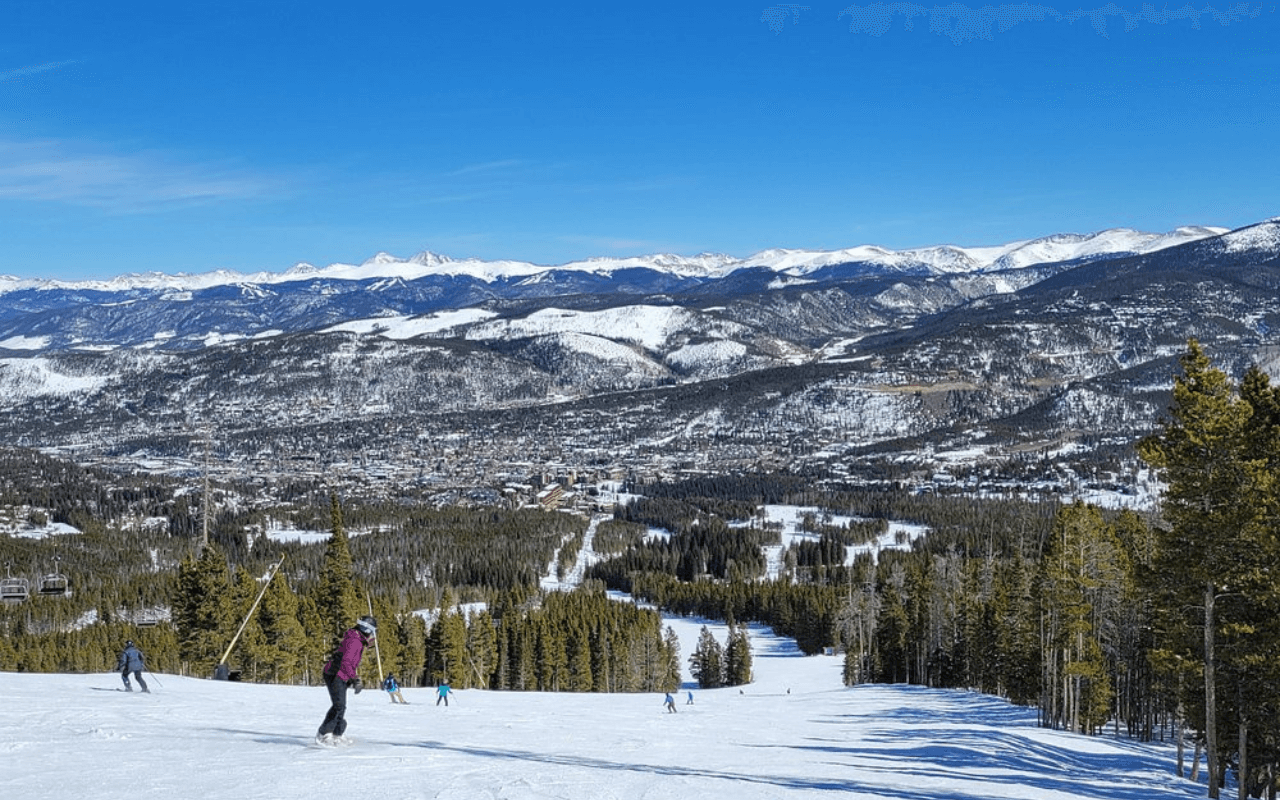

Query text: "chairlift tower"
[202, 439, 211, 551]
[193, 426, 213, 553]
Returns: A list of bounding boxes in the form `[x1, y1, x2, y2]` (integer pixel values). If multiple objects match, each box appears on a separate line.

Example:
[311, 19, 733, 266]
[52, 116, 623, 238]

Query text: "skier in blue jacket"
[117, 640, 149, 693]
[383, 673, 408, 704]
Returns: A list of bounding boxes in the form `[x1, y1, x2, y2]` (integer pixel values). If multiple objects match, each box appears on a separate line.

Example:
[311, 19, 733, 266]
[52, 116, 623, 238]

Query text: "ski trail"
[540, 513, 607, 592]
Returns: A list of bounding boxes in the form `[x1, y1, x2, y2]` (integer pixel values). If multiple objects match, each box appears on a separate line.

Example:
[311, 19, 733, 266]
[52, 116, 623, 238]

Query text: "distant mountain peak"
[0, 222, 1244, 298]
[409, 251, 454, 267]
[1220, 219, 1280, 254]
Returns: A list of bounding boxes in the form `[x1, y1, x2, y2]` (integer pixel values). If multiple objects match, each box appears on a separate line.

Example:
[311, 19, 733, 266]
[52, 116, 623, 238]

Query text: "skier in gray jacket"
[117, 641, 149, 693]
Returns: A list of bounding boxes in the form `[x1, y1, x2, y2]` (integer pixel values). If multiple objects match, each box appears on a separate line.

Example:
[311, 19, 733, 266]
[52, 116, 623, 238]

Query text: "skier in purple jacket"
[315, 615, 376, 745]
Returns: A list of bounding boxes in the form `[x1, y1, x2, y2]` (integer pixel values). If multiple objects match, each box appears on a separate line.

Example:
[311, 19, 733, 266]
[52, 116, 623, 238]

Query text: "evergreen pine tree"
[227, 565, 268, 680]
[1036, 502, 1126, 734]
[433, 605, 468, 687]
[314, 494, 362, 644]
[1138, 340, 1258, 797]
[874, 564, 910, 683]
[173, 542, 235, 675]
[255, 570, 308, 684]
[661, 625, 682, 692]
[465, 609, 499, 689]
[395, 612, 428, 687]
[689, 625, 724, 689]
[567, 626, 594, 692]
[725, 623, 753, 686]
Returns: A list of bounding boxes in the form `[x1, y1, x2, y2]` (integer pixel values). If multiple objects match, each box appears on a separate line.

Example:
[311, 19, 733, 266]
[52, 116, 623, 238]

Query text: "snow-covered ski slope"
[5, 505, 1207, 799]
[5, 612, 1204, 800]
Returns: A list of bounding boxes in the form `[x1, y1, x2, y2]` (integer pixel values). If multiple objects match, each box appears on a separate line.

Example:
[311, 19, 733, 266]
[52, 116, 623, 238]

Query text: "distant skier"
[686, 690, 694, 705]
[316, 615, 376, 746]
[664, 692, 677, 713]
[435, 680, 453, 706]
[383, 673, 408, 704]
[117, 640, 149, 693]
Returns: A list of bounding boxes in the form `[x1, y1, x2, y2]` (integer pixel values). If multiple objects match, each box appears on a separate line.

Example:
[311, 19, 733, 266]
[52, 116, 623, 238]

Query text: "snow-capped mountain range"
[0, 225, 1228, 296]
[1, 217, 1278, 502]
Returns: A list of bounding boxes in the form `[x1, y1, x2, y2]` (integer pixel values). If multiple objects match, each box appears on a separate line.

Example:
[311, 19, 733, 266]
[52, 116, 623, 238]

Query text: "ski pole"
[146, 670, 164, 689]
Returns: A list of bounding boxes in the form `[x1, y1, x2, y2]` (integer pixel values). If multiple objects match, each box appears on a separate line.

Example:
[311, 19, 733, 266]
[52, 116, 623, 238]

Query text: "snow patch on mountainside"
[552, 332, 659, 368]
[465, 305, 745, 351]
[326, 308, 498, 339]
[0, 335, 51, 350]
[0, 357, 113, 399]
[746, 226, 1225, 277]
[202, 332, 249, 347]
[666, 340, 749, 370]
[1220, 220, 1280, 254]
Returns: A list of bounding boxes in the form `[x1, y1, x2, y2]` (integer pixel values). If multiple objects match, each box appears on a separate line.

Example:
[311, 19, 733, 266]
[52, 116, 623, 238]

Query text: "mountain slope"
[1, 621, 1206, 800]
[0, 220, 1276, 502]
[0, 225, 1225, 353]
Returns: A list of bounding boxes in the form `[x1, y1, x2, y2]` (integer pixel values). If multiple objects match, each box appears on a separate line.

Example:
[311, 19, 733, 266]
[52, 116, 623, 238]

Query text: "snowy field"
[4, 611, 1205, 800]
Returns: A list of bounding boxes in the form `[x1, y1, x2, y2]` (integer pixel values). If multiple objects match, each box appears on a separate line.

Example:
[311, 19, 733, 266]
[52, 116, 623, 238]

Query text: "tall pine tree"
[1138, 340, 1259, 798]
[313, 494, 362, 646]
[689, 625, 724, 689]
[173, 542, 235, 676]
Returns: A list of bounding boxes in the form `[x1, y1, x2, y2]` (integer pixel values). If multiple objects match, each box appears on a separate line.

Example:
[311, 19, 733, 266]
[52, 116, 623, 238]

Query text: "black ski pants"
[318, 671, 350, 736]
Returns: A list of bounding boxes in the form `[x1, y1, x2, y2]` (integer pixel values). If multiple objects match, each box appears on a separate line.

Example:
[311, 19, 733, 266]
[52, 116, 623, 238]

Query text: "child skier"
[316, 615, 376, 745]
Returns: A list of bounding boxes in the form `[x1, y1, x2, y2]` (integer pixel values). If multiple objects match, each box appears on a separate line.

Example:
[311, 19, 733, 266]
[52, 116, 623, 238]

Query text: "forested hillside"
[4, 339, 1280, 796]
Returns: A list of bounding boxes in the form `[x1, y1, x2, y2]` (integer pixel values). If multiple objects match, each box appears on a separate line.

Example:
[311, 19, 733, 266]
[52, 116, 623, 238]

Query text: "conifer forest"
[2, 339, 1279, 798]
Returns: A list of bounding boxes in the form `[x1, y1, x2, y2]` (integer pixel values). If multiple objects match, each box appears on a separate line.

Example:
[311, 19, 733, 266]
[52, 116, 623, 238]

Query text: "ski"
[310, 734, 356, 748]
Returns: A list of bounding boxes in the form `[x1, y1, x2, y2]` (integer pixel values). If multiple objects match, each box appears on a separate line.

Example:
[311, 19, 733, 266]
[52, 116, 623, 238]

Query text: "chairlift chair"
[1, 563, 30, 603]
[38, 572, 69, 596]
[38, 556, 70, 596]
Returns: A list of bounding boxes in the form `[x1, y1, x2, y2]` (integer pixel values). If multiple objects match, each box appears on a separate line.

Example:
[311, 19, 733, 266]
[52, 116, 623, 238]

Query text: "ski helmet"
[355, 615, 377, 636]
[126, 640, 134, 647]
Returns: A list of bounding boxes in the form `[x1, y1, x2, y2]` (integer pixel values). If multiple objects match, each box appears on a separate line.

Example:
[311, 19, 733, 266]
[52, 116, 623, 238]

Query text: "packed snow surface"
[6, 507, 1202, 798]
[4, 610, 1206, 800]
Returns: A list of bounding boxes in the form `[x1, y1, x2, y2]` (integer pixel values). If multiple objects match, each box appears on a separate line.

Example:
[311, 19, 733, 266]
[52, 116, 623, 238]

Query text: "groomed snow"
[4, 505, 1205, 799]
[2, 611, 1206, 800]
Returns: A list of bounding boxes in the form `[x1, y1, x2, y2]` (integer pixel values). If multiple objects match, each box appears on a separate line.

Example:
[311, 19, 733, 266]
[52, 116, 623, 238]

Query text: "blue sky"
[1, 1, 1276, 281]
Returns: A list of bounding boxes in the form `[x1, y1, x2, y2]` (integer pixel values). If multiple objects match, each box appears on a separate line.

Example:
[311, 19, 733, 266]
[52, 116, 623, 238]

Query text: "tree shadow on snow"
[400, 739, 916, 796]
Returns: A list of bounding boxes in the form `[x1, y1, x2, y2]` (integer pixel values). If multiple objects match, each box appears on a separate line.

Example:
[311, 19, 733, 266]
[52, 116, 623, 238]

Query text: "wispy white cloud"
[0, 61, 77, 82]
[443, 159, 525, 177]
[0, 138, 281, 210]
